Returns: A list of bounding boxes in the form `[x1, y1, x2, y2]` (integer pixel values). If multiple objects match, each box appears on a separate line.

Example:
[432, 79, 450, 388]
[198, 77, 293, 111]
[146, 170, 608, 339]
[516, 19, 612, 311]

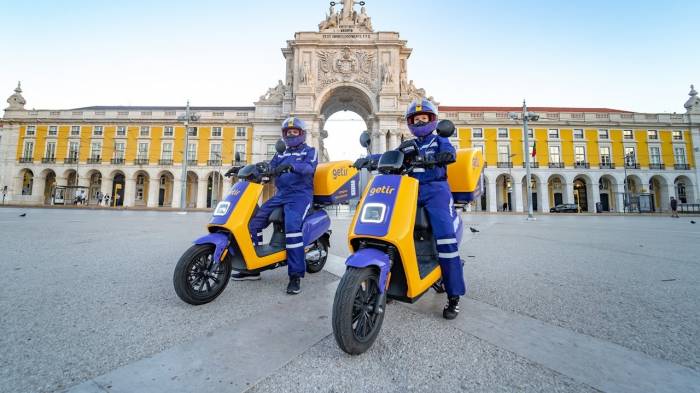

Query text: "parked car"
[550, 203, 579, 213]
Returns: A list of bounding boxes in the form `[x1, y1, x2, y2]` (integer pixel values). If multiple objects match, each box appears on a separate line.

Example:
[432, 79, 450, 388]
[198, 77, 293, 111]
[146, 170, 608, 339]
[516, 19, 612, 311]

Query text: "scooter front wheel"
[332, 267, 386, 355]
[173, 244, 232, 305]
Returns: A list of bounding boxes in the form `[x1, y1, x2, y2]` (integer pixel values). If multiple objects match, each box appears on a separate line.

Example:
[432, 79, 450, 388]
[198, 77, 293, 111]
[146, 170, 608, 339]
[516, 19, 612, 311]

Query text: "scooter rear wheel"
[332, 267, 386, 355]
[173, 244, 232, 305]
[306, 238, 329, 274]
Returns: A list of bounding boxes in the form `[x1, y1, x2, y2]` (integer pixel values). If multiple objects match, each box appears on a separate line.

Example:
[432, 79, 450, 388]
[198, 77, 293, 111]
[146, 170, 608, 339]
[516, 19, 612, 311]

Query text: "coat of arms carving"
[317, 46, 377, 91]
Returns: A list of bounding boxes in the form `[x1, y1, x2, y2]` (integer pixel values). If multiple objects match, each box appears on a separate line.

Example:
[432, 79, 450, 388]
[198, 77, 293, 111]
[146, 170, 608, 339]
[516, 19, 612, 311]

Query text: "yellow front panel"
[348, 176, 440, 299]
[211, 182, 286, 269]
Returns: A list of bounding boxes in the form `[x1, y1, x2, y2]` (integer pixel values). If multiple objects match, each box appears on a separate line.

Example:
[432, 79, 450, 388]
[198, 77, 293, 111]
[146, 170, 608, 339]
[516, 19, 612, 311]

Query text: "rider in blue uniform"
[231, 117, 317, 295]
[402, 98, 466, 319]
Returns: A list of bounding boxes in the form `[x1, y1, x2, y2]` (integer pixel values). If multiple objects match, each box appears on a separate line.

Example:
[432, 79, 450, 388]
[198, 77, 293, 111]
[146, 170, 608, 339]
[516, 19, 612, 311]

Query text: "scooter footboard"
[194, 232, 230, 263]
[345, 248, 390, 293]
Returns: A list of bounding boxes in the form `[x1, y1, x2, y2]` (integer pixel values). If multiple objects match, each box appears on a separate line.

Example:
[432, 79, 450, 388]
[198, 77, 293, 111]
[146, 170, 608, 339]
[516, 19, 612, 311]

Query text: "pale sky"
[2, 0, 698, 160]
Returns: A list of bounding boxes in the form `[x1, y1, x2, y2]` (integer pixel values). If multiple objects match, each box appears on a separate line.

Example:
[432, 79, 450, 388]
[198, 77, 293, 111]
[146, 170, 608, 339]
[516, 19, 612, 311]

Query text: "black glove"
[274, 163, 294, 176]
[224, 166, 239, 177]
[353, 157, 369, 169]
[398, 140, 419, 156]
[435, 152, 456, 165]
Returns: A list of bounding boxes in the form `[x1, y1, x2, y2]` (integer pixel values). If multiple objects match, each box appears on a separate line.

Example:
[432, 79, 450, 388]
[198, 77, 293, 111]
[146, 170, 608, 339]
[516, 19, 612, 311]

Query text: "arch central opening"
[317, 85, 374, 161]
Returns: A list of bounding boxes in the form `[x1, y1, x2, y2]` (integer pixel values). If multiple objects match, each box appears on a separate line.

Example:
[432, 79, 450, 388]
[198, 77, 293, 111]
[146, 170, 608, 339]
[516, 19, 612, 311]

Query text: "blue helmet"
[281, 116, 306, 147]
[405, 98, 438, 137]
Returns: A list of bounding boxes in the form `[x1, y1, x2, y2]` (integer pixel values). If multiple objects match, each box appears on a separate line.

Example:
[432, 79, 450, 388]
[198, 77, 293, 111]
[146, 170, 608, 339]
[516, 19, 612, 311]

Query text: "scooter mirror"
[234, 152, 242, 164]
[359, 131, 371, 148]
[275, 139, 286, 154]
[436, 120, 455, 138]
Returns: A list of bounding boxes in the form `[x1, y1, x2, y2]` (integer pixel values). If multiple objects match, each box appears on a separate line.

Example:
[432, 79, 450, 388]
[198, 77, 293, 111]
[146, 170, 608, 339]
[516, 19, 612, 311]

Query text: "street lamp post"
[510, 100, 539, 220]
[507, 153, 515, 211]
[178, 101, 200, 212]
[622, 151, 635, 213]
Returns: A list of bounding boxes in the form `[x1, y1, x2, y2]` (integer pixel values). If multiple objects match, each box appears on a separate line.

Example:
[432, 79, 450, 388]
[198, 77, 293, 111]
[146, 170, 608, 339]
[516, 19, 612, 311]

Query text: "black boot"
[286, 276, 301, 295]
[231, 271, 261, 281]
[443, 296, 460, 320]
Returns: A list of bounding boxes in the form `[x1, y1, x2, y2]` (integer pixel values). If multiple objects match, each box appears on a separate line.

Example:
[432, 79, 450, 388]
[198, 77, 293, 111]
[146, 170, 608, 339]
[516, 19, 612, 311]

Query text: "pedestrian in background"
[670, 196, 679, 218]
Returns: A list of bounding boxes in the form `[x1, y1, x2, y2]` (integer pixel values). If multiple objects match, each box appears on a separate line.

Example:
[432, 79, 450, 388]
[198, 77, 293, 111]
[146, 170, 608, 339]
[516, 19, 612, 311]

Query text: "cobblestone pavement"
[1, 207, 698, 393]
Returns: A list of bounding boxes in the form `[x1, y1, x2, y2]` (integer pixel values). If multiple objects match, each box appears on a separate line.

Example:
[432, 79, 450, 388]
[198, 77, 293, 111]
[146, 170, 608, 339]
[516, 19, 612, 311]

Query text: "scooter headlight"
[213, 201, 231, 216]
[360, 203, 386, 224]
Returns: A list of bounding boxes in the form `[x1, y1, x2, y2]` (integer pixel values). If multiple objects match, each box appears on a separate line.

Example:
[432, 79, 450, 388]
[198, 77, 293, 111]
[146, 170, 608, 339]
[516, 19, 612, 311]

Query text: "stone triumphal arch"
[251, 1, 433, 160]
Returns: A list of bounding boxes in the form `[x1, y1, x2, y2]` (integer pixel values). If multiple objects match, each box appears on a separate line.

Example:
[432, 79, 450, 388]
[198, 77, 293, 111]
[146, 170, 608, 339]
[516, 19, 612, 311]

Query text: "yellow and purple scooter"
[331, 120, 484, 354]
[174, 142, 359, 305]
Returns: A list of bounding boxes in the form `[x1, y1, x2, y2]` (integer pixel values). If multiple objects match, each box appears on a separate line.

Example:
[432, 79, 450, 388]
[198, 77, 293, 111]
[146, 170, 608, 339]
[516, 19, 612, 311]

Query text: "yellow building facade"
[1, 87, 700, 213]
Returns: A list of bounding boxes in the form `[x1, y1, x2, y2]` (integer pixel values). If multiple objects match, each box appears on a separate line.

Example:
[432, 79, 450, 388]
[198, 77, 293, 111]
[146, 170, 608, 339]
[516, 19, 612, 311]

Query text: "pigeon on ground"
[19, 213, 26, 217]
[691, 220, 696, 224]
[469, 227, 479, 233]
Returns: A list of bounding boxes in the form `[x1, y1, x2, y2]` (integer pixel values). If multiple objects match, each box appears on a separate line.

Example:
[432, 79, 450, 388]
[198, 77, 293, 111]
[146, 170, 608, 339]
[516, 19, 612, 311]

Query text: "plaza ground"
[0, 208, 699, 393]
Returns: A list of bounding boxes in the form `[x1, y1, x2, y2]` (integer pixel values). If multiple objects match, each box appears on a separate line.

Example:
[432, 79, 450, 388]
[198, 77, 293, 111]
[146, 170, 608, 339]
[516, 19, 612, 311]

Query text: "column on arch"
[513, 175, 524, 212]
[123, 177, 136, 207]
[487, 176, 497, 212]
[196, 177, 208, 209]
[147, 176, 160, 208]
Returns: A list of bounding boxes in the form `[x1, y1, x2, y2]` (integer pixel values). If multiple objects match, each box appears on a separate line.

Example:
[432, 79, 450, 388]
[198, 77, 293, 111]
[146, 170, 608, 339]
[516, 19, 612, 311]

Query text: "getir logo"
[231, 189, 242, 196]
[332, 167, 348, 179]
[368, 185, 395, 196]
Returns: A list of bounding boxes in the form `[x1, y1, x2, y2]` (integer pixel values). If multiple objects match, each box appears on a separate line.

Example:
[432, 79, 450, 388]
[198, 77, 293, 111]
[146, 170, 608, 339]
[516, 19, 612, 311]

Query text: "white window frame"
[140, 126, 150, 137]
[90, 141, 102, 159]
[573, 128, 584, 139]
[209, 143, 222, 161]
[647, 129, 658, 141]
[48, 125, 58, 137]
[497, 144, 511, 163]
[672, 130, 683, 141]
[114, 142, 126, 159]
[497, 127, 509, 139]
[70, 125, 81, 137]
[26, 125, 36, 136]
[236, 127, 247, 138]
[624, 146, 637, 165]
[187, 142, 198, 162]
[549, 145, 561, 163]
[547, 128, 560, 140]
[188, 127, 198, 137]
[649, 146, 662, 164]
[137, 142, 150, 160]
[23, 141, 34, 158]
[45, 141, 57, 159]
[116, 125, 127, 137]
[68, 141, 80, 159]
[574, 145, 586, 164]
[211, 126, 223, 138]
[163, 126, 174, 137]
[598, 129, 609, 140]
[471, 127, 483, 139]
[623, 129, 634, 140]
[92, 126, 103, 137]
[235, 143, 246, 161]
[161, 142, 173, 160]
[674, 147, 687, 164]
[599, 146, 611, 165]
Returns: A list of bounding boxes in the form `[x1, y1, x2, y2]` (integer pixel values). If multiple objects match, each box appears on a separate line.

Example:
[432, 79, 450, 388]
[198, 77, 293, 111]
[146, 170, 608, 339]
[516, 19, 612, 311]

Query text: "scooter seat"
[414, 207, 431, 230]
[268, 207, 284, 224]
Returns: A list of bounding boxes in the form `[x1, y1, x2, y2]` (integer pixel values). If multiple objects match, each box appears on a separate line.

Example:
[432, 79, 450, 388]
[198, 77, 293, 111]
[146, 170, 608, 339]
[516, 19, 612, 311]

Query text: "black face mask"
[413, 120, 428, 127]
